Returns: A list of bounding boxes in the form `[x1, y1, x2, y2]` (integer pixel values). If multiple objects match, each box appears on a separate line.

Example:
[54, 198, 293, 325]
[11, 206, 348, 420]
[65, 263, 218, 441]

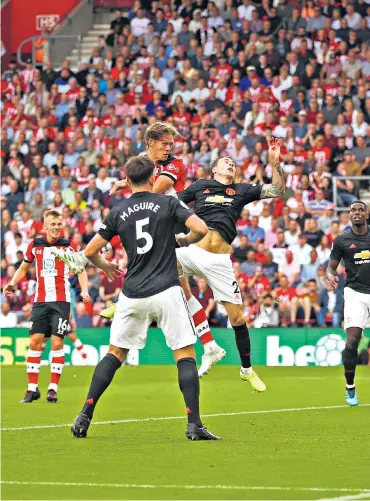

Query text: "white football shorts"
[110, 286, 196, 350]
[343, 287, 370, 330]
[176, 245, 242, 305]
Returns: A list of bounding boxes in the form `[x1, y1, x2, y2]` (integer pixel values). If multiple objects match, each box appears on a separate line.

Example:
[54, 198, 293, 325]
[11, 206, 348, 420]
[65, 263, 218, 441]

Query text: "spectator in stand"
[241, 249, 258, 276]
[232, 235, 252, 263]
[278, 250, 300, 286]
[316, 235, 331, 264]
[290, 279, 321, 327]
[289, 233, 313, 266]
[191, 277, 216, 322]
[247, 265, 271, 300]
[262, 251, 278, 283]
[284, 219, 301, 247]
[0, 302, 18, 328]
[317, 283, 344, 328]
[264, 218, 280, 249]
[333, 163, 358, 207]
[75, 302, 93, 328]
[253, 294, 279, 328]
[271, 230, 289, 266]
[301, 249, 321, 283]
[242, 215, 265, 247]
[273, 275, 297, 328]
[304, 218, 325, 248]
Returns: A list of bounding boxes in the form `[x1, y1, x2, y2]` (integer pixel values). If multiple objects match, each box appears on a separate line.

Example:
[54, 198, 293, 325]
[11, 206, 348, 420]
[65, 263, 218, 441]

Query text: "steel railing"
[332, 176, 370, 212]
[17, 34, 82, 68]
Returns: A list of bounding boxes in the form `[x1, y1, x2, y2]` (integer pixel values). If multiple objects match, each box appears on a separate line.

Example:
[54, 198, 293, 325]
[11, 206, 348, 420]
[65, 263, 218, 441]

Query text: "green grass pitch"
[1, 365, 370, 500]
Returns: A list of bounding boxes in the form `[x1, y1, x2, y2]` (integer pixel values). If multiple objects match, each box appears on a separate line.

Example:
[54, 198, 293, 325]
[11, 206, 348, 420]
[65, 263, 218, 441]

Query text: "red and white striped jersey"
[24, 237, 79, 303]
[20, 69, 38, 92]
[153, 155, 186, 196]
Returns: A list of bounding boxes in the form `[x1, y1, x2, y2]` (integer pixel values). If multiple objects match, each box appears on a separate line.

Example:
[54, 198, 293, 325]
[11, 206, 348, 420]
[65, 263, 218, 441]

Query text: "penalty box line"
[1, 404, 370, 432]
[1, 480, 370, 495]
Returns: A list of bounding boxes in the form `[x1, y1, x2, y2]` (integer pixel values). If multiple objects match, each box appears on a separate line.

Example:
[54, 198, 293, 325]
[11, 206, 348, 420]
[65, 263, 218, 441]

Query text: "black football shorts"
[29, 302, 70, 338]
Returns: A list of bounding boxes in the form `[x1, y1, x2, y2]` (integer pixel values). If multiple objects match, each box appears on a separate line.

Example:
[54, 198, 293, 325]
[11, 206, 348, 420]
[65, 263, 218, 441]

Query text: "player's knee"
[174, 345, 195, 362]
[51, 337, 64, 351]
[346, 329, 362, 351]
[229, 309, 245, 327]
[108, 344, 127, 363]
[29, 335, 44, 351]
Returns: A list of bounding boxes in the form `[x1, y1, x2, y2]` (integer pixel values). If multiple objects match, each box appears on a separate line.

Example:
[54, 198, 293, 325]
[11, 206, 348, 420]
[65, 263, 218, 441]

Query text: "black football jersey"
[179, 179, 263, 244]
[98, 192, 191, 298]
[330, 226, 370, 294]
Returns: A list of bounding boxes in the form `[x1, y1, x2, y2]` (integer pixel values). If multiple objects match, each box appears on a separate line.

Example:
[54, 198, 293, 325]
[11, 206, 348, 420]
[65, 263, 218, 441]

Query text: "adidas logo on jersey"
[203, 189, 211, 194]
[350, 244, 356, 249]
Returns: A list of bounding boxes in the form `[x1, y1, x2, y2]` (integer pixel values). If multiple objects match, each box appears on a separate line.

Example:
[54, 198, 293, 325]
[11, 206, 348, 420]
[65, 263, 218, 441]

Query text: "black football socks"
[81, 353, 122, 419]
[233, 323, 251, 369]
[177, 357, 202, 427]
[342, 345, 357, 388]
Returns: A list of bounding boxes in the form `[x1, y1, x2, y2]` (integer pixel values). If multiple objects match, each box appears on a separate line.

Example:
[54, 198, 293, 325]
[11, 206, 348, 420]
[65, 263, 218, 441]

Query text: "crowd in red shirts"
[1, 0, 370, 328]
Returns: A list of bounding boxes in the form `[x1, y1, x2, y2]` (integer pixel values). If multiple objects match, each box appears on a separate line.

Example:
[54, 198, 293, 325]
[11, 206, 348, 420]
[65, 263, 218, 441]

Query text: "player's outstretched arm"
[153, 174, 174, 194]
[77, 270, 91, 302]
[176, 215, 208, 247]
[84, 235, 121, 282]
[260, 138, 285, 199]
[3, 261, 31, 296]
[109, 179, 128, 196]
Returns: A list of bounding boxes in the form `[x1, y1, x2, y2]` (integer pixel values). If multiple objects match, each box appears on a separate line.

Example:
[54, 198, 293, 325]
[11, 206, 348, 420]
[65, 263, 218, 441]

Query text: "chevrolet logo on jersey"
[205, 195, 234, 203]
[354, 250, 370, 259]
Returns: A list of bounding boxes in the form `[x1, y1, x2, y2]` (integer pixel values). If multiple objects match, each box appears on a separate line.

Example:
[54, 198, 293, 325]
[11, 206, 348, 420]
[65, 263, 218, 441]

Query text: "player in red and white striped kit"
[4, 210, 90, 403]
[54, 122, 226, 377]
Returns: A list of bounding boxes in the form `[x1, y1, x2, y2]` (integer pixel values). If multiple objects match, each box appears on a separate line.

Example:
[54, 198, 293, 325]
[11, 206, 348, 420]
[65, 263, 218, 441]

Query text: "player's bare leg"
[67, 331, 87, 360]
[173, 345, 220, 441]
[47, 335, 65, 403]
[71, 344, 126, 438]
[222, 302, 266, 393]
[179, 271, 226, 378]
[290, 296, 299, 327]
[21, 333, 44, 403]
[343, 327, 362, 406]
[301, 297, 313, 327]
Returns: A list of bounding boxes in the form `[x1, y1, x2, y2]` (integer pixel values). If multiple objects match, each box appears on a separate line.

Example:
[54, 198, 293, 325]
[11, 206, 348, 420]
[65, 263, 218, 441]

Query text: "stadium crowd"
[1, 0, 370, 330]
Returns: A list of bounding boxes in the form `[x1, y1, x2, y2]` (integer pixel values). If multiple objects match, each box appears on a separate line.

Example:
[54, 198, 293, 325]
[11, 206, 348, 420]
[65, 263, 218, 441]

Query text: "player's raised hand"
[101, 261, 121, 282]
[109, 179, 128, 196]
[3, 283, 15, 297]
[268, 137, 281, 164]
[327, 275, 339, 291]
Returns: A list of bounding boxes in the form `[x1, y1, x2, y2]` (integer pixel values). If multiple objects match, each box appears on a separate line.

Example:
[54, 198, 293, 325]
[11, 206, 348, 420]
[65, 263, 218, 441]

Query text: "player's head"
[210, 156, 236, 181]
[144, 122, 181, 161]
[125, 156, 155, 188]
[349, 200, 369, 227]
[44, 210, 63, 240]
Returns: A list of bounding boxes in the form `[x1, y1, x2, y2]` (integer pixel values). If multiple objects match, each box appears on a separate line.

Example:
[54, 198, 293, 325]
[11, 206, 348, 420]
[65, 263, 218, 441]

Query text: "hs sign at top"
[36, 15, 60, 31]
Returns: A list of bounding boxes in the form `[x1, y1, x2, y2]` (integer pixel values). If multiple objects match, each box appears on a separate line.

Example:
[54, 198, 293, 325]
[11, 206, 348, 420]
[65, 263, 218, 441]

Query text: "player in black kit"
[69, 156, 220, 441]
[176, 138, 285, 392]
[326, 200, 370, 406]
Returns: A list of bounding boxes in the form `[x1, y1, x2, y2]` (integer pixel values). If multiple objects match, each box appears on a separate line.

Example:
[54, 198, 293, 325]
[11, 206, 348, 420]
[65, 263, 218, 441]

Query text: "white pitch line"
[1, 404, 370, 432]
[318, 491, 370, 501]
[1, 480, 369, 494]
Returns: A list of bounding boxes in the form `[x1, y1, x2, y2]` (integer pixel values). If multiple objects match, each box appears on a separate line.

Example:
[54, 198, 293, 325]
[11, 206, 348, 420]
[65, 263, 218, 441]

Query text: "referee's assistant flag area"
[2, 365, 370, 500]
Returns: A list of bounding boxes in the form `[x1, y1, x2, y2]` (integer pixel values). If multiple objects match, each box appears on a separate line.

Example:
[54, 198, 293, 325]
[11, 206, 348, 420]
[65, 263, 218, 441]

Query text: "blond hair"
[144, 121, 181, 148]
[44, 209, 62, 222]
